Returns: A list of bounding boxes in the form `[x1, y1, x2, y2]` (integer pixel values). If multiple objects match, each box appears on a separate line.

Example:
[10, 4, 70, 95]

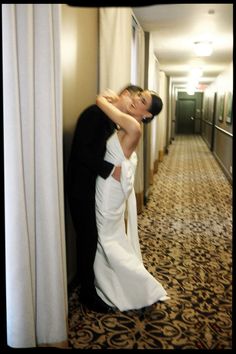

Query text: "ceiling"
[132, 4, 233, 91]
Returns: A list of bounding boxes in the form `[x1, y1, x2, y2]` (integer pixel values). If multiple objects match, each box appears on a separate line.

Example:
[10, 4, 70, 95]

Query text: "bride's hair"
[142, 93, 163, 124]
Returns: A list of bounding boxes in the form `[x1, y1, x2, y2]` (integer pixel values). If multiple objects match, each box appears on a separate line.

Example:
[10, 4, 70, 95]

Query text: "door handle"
[190, 116, 194, 120]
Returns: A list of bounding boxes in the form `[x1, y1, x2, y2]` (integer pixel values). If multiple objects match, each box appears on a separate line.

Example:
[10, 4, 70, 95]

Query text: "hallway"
[68, 135, 232, 349]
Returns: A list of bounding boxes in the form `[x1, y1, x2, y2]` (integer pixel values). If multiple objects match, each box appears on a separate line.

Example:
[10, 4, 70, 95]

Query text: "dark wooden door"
[176, 99, 196, 134]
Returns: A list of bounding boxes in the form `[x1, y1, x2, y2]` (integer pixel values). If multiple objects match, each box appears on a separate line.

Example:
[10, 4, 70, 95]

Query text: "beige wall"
[61, 5, 99, 283]
[203, 62, 233, 182]
[62, 5, 98, 133]
[158, 71, 168, 154]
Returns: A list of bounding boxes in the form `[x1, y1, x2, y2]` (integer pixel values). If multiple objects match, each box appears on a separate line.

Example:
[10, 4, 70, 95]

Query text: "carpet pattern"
[68, 135, 232, 349]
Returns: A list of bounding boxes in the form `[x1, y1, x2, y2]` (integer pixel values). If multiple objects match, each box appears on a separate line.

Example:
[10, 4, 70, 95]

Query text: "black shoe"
[80, 292, 113, 313]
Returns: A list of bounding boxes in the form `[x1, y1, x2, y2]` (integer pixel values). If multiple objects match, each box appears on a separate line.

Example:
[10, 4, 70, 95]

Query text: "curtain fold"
[3, 4, 68, 348]
[133, 24, 145, 198]
[99, 7, 132, 92]
[148, 34, 161, 176]
[151, 55, 161, 171]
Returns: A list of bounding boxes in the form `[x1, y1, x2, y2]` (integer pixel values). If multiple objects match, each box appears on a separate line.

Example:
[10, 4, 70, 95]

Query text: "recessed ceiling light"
[189, 67, 203, 78]
[193, 41, 213, 57]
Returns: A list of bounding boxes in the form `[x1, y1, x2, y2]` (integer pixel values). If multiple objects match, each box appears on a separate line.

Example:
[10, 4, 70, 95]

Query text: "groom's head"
[119, 84, 143, 97]
[116, 84, 143, 114]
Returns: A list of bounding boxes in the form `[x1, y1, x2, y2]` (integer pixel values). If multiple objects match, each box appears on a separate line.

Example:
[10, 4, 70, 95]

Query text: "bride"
[94, 89, 169, 311]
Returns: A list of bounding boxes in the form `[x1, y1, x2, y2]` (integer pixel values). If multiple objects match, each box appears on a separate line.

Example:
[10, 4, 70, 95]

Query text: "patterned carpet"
[68, 134, 232, 349]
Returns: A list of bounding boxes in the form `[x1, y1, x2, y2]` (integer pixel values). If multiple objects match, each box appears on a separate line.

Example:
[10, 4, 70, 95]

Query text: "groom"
[67, 84, 143, 312]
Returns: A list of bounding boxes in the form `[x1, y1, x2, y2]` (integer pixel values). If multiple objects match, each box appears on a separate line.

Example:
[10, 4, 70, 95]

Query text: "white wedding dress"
[94, 132, 169, 311]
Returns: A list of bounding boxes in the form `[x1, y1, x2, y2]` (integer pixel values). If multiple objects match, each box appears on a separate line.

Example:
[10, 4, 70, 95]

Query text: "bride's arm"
[96, 93, 141, 142]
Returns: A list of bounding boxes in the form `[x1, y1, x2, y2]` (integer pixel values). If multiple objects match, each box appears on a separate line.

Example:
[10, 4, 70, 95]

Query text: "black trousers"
[68, 195, 98, 296]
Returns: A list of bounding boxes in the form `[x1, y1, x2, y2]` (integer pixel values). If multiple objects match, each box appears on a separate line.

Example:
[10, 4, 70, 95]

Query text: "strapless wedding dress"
[94, 132, 169, 311]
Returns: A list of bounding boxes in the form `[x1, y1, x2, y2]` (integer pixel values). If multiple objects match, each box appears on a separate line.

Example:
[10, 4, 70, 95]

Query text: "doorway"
[176, 99, 196, 134]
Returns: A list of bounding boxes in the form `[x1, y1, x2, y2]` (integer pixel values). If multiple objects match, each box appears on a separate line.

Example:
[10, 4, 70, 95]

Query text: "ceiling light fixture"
[189, 67, 203, 79]
[193, 41, 213, 57]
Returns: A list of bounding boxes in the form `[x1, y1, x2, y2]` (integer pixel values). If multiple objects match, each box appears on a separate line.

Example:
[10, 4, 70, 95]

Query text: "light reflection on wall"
[61, 31, 78, 71]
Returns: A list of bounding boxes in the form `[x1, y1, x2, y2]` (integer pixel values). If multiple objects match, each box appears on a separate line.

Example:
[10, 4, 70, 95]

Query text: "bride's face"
[127, 90, 153, 119]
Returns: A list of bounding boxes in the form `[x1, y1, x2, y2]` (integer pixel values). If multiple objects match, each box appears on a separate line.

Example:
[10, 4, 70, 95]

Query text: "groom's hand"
[100, 89, 119, 104]
[112, 165, 121, 181]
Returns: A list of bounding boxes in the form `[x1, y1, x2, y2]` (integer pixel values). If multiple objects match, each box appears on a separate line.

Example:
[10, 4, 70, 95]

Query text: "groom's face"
[118, 90, 137, 114]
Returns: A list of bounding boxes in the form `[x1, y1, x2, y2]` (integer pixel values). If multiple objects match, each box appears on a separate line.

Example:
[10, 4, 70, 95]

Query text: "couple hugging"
[67, 84, 169, 313]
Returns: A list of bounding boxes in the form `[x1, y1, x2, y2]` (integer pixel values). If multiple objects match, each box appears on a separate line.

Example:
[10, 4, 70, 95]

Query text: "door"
[176, 99, 196, 134]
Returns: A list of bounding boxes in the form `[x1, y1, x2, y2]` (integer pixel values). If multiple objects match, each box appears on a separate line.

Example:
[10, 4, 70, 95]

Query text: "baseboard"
[135, 191, 143, 214]
[149, 169, 154, 185]
[154, 159, 158, 173]
[159, 149, 164, 162]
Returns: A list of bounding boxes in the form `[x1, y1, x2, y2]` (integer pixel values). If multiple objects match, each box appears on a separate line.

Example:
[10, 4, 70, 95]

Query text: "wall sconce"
[193, 41, 213, 56]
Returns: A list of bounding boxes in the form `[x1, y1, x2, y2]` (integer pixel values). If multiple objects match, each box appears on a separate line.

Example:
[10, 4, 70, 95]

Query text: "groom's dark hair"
[119, 84, 143, 95]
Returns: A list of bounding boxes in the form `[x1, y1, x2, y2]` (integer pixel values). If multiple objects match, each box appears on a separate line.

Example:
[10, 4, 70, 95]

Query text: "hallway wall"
[61, 5, 99, 283]
[158, 71, 168, 159]
[201, 62, 233, 183]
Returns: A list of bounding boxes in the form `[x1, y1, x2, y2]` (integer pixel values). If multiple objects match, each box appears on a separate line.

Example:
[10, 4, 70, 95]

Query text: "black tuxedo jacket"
[67, 104, 116, 201]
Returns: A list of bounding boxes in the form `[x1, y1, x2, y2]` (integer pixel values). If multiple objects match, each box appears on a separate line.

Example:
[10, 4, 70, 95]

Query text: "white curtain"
[99, 7, 132, 93]
[148, 34, 161, 173]
[132, 19, 145, 197]
[151, 55, 161, 169]
[3, 4, 68, 348]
